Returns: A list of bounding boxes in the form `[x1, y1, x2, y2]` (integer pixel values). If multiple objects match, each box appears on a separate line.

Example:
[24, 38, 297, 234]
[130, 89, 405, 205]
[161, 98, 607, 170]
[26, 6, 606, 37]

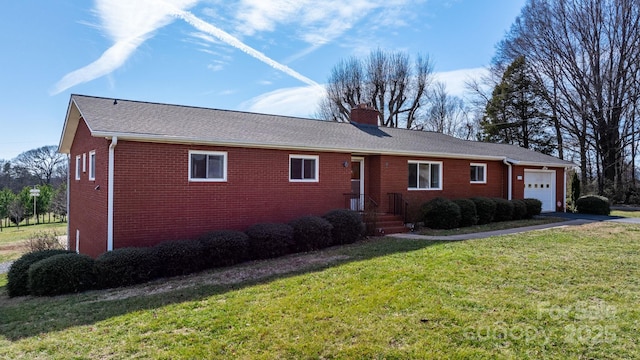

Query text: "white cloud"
[51, 0, 198, 94]
[240, 85, 326, 118]
[433, 67, 488, 98]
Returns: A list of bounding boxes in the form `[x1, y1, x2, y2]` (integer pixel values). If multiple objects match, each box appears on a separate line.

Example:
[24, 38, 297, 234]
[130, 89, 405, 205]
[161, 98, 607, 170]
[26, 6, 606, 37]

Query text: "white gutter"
[503, 158, 513, 200]
[107, 136, 118, 251]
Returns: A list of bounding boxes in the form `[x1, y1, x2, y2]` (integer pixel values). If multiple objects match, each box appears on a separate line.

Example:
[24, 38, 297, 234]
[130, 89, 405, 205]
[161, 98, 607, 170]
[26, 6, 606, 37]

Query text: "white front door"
[524, 170, 556, 212]
[350, 158, 364, 211]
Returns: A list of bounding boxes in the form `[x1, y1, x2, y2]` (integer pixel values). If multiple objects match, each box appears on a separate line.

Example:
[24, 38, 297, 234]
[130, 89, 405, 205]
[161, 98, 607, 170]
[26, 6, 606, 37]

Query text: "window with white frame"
[408, 161, 442, 190]
[82, 153, 86, 172]
[88, 151, 96, 181]
[75, 155, 82, 180]
[289, 155, 318, 182]
[470, 163, 487, 183]
[189, 151, 227, 181]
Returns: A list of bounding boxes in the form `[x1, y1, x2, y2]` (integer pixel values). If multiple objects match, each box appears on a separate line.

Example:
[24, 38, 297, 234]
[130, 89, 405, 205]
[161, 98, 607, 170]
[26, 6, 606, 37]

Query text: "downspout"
[107, 136, 118, 251]
[563, 167, 568, 212]
[66, 154, 71, 251]
[503, 158, 512, 200]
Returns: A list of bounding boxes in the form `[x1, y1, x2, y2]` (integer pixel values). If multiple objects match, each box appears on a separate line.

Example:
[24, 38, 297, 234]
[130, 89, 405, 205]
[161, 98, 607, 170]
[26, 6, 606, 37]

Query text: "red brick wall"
[367, 155, 506, 216]
[112, 141, 352, 249]
[69, 119, 110, 257]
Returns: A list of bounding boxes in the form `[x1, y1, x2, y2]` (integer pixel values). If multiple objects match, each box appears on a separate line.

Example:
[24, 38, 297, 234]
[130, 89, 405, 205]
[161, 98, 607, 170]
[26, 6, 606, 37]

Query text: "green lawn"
[611, 209, 640, 218]
[1, 221, 639, 359]
[419, 216, 565, 236]
[0, 222, 67, 263]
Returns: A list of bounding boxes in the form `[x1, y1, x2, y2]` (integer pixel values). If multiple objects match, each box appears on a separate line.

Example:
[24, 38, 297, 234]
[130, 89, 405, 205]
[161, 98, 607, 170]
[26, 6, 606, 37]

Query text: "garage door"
[524, 170, 555, 212]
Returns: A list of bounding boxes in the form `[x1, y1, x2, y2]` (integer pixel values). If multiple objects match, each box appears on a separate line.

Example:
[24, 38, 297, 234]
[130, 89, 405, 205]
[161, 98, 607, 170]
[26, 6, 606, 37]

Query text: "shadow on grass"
[0, 237, 445, 341]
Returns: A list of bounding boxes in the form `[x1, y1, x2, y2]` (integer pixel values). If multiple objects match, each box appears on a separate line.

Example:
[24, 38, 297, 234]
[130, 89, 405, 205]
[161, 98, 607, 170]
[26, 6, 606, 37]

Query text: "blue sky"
[0, 0, 525, 160]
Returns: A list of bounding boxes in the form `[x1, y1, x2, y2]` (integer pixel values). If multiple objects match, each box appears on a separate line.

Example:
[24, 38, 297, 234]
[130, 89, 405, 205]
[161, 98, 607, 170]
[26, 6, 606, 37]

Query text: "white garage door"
[524, 170, 555, 212]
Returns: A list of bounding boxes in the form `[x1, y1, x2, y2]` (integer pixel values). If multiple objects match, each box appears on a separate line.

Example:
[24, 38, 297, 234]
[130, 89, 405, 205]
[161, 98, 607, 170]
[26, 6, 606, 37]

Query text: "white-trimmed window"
[470, 163, 487, 183]
[82, 153, 86, 172]
[88, 151, 96, 181]
[289, 155, 319, 182]
[75, 155, 82, 180]
[408, 161, 442, 190]
[189, 150, 227, 182]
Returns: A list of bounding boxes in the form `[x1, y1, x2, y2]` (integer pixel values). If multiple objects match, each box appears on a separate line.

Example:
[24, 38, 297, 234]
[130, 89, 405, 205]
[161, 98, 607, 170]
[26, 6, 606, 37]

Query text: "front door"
[350, 158, 364, 211]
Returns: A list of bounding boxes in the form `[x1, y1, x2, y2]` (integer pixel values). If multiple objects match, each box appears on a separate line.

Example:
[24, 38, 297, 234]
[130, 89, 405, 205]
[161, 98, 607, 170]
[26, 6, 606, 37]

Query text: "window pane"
[207, 155, 223, 179]
[418, 163, 430, 188]
[470, 166, 477, 181]
[191, 154, 206, 178]
[408, 163, 417, 188]
[430, 164, 440, 188]
[290, 158, 302, 179]
[303, 159, 315, 179]
[89, 153, 96, 178]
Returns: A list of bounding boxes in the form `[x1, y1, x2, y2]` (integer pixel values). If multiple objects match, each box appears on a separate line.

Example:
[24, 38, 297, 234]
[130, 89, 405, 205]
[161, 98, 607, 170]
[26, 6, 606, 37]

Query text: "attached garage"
[523, 170, 556, 212]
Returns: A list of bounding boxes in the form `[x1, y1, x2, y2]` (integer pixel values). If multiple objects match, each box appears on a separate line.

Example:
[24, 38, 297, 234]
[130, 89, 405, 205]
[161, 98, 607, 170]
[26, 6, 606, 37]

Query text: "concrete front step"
[364, 213, 408, 236]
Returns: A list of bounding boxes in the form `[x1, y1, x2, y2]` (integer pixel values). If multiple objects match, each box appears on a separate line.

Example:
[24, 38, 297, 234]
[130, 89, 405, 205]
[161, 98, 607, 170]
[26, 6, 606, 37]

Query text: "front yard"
[1, 221, 639, 359]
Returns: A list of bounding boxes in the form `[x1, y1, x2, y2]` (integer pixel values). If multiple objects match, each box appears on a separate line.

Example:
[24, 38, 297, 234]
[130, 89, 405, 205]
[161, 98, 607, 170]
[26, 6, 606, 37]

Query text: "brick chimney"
[350, 103, 379, 126]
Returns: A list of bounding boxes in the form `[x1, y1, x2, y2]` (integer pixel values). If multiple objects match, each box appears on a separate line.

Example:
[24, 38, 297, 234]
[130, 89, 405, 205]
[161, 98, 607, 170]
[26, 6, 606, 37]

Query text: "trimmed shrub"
[492, 198, 514, 222]
[28, 253, 96, 296]
[452, 198, 478, 227]
[245, 223, 295, 259]
[510, 199, 527, 220]
[421, 197, 461, 229]
[7, 249, 75, 297]
[153, 239, 207, 277]
[322, 209, 364, 245]
[522, 198, 542, 218]
[95, 247, 161, 289]
[289, 216, 334, 251]
[198, 230, 249, 268]
[576, 195, 611, 215]
[471, 197, 496, 225]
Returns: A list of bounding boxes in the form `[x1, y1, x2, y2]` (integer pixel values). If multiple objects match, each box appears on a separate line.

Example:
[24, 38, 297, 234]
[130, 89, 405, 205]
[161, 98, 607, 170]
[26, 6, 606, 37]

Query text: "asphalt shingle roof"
[63, 94, 574, 167]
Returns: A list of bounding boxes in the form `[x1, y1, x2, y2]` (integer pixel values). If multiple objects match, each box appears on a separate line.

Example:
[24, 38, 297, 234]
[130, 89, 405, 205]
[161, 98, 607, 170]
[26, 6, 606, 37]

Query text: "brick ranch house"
[59, 94, 574, 257]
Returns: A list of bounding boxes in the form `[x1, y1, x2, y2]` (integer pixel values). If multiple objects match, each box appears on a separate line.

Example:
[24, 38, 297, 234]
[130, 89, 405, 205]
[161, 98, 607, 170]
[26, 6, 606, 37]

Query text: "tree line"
[0, 145, 67, 229]
[317, 0, 639, 203]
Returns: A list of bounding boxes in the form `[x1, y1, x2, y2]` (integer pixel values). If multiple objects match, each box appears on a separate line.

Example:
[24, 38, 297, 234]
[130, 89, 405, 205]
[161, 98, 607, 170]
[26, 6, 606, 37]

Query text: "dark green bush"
[198, 230, 249, 267]
[7, 249, 75, 297]
[471, 197, 496, 225]
[492, 198, 514, 222]
[322, 209, 364, 245]
[153, 239, 207, 277]
[289, 216, 334, 251]
[522, 198, 542, 218]
[245, 223, 294, 259]
[421, 197, 461, 229]
[510, 199, 527, 220]
[28, 253, 96, 296]
[452, 198, 478, 227]
[94, 247, 161, 289]
[576, 195, 610, 215]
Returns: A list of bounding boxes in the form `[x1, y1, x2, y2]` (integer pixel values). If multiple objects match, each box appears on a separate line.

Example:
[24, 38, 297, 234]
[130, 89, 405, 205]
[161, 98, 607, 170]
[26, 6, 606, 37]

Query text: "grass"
[611, 210, 640, 218]
[419, 216, 565, 236]
[0, 222, 67, 263]
[1, 221, 639, 359]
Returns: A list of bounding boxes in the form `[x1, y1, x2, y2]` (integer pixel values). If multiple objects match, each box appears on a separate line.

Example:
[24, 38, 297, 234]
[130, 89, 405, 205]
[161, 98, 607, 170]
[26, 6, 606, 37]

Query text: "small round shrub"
[492, 198, 514, 222]
[289, 216, 334, 251]
[510, 199, 527, 220]
[152, 239, 207, 277]
[452, 198, 478, 227]
[198, 230, 250, 268]
[471, 197, 496, 225]
[7, 249, 75, 297]
[576, 195, 610, 215]
[95, 247, 161, 289]
[421, 197, 461, 229]
[28, 253, 96, 296]
[322, 209, 364, 245]
[523, 198, 543, 218]
[245, 223, 294, 259]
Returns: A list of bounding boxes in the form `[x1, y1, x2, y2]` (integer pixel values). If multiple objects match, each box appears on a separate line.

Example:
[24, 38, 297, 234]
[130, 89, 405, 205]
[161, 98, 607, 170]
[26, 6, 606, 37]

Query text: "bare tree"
[495, 0, 640, 198]
[13, 145, 66, 185]
[317, 49, 434, 129]
[418, 82, 475, 139]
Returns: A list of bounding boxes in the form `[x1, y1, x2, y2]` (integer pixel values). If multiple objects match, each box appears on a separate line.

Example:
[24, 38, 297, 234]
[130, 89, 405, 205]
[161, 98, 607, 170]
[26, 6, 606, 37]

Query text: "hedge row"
[420, 197, 543, 230]
[8, 209, 364, 297]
